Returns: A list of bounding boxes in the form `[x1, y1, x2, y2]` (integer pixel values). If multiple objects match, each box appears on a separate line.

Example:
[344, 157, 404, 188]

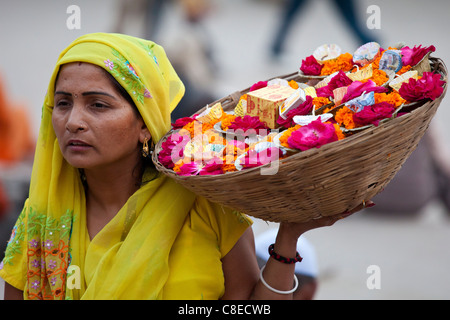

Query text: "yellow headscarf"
[1, 33, 201, 299]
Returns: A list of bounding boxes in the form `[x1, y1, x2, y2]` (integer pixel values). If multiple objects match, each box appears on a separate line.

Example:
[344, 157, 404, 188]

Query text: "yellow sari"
[0, 33, 251, 300]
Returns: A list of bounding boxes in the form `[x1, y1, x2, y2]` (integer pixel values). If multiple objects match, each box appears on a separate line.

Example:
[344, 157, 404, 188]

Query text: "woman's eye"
[92, 102, 107, 109]
[55, 100, 70, 108]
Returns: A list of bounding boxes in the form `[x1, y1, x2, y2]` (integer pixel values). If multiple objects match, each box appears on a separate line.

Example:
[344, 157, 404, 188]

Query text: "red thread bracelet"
[268, 243, 303, 264]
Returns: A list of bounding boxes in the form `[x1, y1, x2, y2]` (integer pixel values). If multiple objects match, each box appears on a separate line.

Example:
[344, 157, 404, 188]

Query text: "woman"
[0, 33, 369, 300]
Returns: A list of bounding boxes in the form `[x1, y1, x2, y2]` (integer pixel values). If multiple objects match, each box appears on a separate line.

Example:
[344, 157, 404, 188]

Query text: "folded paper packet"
[245, 84, 295, 129]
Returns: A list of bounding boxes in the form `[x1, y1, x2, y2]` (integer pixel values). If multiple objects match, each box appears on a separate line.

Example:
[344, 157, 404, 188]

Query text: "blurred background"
[1, 0, 450, 299]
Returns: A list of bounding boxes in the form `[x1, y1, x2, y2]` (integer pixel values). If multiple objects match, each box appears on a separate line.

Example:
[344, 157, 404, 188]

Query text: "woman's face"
[52, 62, 148, 171]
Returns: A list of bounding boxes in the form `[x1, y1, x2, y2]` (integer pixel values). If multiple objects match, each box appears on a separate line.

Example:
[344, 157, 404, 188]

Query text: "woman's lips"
[67, 139, 92, 151]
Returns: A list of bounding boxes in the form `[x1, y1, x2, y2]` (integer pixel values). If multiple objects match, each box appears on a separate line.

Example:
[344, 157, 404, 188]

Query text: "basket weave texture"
[152, 58, 448, 223]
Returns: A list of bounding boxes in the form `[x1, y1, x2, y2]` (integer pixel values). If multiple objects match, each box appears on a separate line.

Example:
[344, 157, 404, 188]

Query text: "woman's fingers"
[313, 200, 376, 225]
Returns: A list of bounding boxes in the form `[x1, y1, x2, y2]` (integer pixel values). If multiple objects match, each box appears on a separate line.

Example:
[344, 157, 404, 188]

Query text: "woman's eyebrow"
[82, 91, 117, 99]
[54, 91, 72, 96]
[54, 91, 117, 100]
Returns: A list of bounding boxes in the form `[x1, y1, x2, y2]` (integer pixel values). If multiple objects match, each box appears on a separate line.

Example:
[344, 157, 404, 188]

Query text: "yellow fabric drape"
[0, 33, 251, 300]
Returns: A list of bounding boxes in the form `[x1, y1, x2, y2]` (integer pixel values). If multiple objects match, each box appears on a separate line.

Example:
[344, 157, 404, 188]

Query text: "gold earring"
[142, 137, 150, 158]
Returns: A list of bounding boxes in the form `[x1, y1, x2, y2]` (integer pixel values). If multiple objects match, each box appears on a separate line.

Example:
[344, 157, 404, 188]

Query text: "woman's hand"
[278, 200, 375, 242]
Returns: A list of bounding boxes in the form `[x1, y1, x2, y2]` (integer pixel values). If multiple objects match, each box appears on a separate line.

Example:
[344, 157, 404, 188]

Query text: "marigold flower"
[288, 80, 299, 89]
[374, 91, 406, 108]
[220, 114, 237, 131]
[333, 123, 345, 140]
[335, 106, 356, 129]
[320, 53, 354, 76]
[313, 97, 332, 110]
[396, 65, 412, 76]
[361, 69, 389, 86]
[279, 125, 301, 148]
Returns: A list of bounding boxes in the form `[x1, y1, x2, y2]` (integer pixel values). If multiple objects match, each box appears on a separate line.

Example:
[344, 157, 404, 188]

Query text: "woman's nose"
[65, 105, 87, 133]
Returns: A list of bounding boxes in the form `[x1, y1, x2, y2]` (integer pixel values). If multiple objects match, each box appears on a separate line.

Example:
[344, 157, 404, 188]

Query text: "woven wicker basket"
[152, 57, 448, 223]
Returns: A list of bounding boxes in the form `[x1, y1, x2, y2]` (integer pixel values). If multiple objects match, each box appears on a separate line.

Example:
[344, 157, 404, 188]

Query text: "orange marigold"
[313, 97, 332, 110]
[320, 53, 354, 76]
[396, 65, 412, 75]
[220, 114, 237, 131]
[288, 80, 299, 90]
[333, 123, 346, 140]
[335, 106, 356, 129]
[364, 69, 389, 86]
[222, 163, 237, 173]
[374, 91, 406, 108]
[279, 125, 301, 148]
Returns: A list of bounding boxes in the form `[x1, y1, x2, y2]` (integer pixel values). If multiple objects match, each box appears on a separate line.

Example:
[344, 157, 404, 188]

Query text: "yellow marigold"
[320, 53, 354, 76]
[335, 106, 356, 129]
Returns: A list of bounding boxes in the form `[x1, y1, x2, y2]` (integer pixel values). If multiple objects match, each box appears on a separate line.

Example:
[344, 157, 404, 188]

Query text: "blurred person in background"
[270, 0, 377, 57]
[114, 0, 216, 120]
[0, 73, 34, 164]
[0, 72, 34, 261]
[373, 127, 450, 216]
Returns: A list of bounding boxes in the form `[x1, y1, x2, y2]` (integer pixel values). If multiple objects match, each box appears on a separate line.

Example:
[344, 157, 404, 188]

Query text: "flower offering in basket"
[153, 42, 447, 223]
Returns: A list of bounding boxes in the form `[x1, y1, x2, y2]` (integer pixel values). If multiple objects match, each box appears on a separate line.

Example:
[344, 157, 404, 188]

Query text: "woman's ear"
[139, 123, 151, 144]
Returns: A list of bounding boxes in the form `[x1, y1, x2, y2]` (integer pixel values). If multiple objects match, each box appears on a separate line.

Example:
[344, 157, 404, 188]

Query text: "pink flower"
[277, 95, 314, 128]
[300, 55, 323, 76]
[316, 71, 353, 98]
[241, 147, 283, 169]
[401, 45, 435, 66]
[177, 162, 202, 176]
[353, 102, 396, 127]
[399, 72, 445, 102]
[171, 114, 198, 129]
[287, 119, 338, 151]
[104, 59, 114, 70]
[177, 159, 223, 176]
[158, 133, 190, 169]
[144, 88, 152, 98]
[228, 115, 268, 132]
[249, 81, 268, 92]
[199, 161, 224, 175]
[341, 80, 387, 104]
